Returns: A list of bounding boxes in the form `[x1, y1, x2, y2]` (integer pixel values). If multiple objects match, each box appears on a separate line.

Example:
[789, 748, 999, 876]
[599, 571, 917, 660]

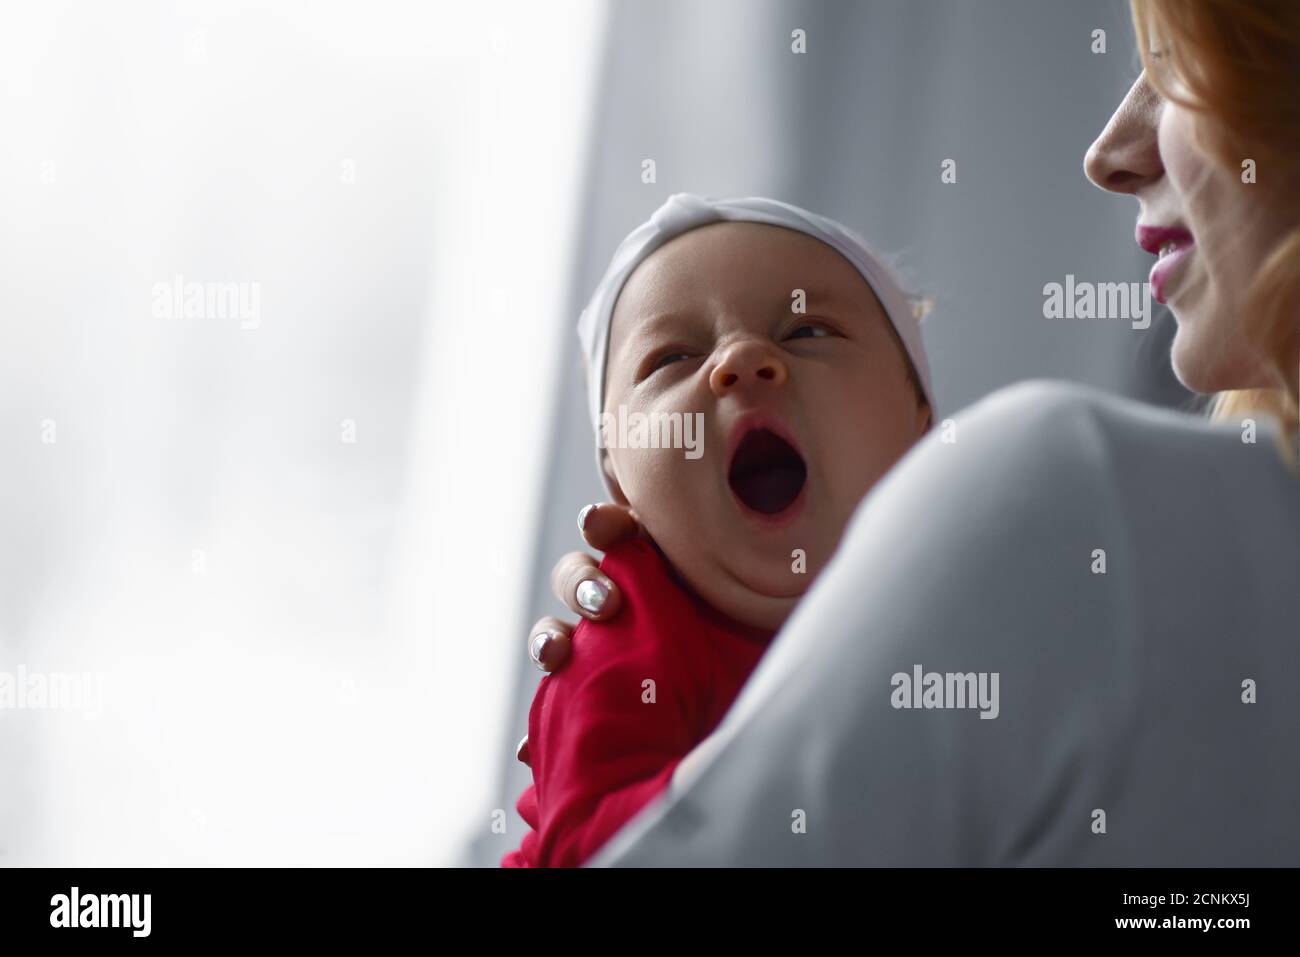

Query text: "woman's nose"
[709, 339, 788, 397]
[1084, 72, 1164, 194]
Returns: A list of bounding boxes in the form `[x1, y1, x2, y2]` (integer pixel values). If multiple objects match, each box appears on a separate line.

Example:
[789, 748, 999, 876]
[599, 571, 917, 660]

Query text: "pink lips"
[1136, 224, 1195, 304]
[725, 411, 803, 470]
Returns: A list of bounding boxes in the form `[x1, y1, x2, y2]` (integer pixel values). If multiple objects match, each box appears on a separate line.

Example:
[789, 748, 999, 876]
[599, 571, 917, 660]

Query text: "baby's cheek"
[616, 446, 695, 514]
[821, 425, 909, 512]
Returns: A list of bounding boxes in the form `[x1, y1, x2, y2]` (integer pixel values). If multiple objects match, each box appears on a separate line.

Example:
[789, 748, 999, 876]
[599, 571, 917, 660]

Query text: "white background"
[0, 0, 604, 865]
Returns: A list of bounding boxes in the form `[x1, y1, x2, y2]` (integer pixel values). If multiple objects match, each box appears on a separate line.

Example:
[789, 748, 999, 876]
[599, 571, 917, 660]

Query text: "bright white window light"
[389, 1, 608, 865]
[0, 0, 605, 866]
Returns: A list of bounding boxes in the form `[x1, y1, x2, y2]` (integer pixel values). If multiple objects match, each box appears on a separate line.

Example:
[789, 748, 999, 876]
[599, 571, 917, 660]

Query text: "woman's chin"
[1168, 341, 1215, 395]
[1170, 326, 1276, 395]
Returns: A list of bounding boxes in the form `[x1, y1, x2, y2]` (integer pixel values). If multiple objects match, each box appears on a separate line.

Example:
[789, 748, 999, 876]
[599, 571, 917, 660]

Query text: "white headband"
[577, 192, 935, 496]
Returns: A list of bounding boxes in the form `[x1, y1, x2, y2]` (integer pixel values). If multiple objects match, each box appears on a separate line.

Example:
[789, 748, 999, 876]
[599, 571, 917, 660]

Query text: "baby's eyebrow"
[634, 311, 698, 338]
[609, 310, 699, 368]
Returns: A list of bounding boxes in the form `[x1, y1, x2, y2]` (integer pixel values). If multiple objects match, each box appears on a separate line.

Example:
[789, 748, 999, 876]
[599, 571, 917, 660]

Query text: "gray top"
[592, 380, 1300, 866]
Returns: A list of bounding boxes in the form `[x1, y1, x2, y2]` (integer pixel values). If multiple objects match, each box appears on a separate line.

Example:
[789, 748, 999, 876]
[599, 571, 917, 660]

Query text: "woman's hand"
[517, 504, 644, 768]
[525, 503, 644, 674]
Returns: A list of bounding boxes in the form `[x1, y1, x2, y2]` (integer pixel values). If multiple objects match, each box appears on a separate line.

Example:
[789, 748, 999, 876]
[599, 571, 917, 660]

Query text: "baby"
[502, 194, 935, 867]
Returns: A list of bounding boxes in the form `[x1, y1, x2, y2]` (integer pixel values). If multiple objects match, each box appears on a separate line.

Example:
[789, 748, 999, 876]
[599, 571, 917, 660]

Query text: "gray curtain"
[468, 0, 1186, 867]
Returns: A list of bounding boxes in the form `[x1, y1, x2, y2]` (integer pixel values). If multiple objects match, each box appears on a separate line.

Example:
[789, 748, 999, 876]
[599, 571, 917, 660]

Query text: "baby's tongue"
[732, 462, 805, 514]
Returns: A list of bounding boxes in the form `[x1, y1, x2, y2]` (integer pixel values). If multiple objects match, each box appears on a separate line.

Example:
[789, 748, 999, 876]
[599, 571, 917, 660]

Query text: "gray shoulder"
[939, 377, 1216, 465]
[906, 378, 1257, 510]
[863, 379, 1136, 532]
[835, 376, 1291, 705]
[829, 380, 1170, 700]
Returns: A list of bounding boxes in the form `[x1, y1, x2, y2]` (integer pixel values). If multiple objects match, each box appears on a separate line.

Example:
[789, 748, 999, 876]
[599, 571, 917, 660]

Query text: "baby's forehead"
[609, 221, 880, 336]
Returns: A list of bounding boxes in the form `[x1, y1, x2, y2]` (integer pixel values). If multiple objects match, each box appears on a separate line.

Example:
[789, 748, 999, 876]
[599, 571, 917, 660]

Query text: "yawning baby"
[503, 193, 936, 867]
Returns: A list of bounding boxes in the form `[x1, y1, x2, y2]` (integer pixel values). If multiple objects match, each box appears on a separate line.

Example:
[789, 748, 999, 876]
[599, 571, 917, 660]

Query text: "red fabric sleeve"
[525, 637, 696, 867]
[500, 540, 730, 868]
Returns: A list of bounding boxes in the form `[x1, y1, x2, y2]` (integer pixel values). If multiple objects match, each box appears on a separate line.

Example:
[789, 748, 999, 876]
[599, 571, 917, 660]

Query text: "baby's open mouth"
[728, 428, 807, 515]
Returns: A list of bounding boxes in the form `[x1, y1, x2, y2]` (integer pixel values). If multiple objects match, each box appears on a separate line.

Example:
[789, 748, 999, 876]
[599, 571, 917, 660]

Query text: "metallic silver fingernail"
[529, 632, 553, 671]
[578, 503, 598, 532]
[575, 578, 609, 614]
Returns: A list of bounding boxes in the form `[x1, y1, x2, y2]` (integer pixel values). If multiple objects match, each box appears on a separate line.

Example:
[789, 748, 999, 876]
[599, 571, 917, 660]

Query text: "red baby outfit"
[501, 538, 774, 867]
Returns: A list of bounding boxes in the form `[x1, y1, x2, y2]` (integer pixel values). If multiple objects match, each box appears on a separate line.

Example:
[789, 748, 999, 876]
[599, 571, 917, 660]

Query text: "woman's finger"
[551, 550, 622, 622]
[576, 502, 645, 551]
[526, 616, 574, 674]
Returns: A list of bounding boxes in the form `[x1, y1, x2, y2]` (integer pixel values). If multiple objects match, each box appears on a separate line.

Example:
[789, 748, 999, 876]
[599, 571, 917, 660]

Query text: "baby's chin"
[717, 591, 801, 632]
[686, 557, 811, 632]
[645, 518, 822, 631]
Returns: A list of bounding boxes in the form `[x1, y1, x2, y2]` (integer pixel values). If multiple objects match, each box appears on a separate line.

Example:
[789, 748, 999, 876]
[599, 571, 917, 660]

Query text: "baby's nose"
[709, 340, 788, 396]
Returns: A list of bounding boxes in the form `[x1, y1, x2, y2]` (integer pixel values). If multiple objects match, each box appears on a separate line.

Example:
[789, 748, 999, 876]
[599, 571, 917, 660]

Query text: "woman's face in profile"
[1084, 70, 1292, 395]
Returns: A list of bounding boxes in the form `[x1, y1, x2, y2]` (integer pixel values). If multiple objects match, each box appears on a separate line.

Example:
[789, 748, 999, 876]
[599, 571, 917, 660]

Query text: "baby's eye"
[649, 351, 692, 374]
[784, 323, 831, 341]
